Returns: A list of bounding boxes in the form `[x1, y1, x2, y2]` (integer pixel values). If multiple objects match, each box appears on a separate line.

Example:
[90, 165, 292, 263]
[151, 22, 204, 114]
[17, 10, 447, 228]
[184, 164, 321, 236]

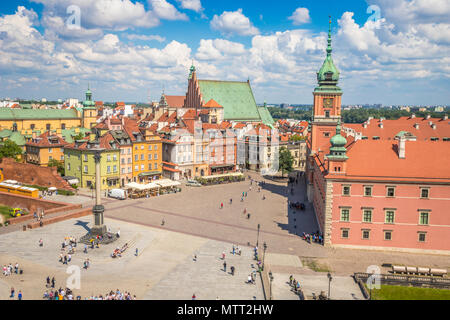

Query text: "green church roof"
[198, 80, 262, 121]
[317, 18, 340, 86]
[257, 105, 275, 126]
[0, 108, 79, 120]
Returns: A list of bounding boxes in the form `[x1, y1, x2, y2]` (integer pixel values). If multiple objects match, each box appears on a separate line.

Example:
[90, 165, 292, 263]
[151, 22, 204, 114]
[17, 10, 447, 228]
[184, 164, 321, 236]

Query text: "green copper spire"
[328, 119, 348, 160]
[317, 17, 340, 87]
[83, 84, 95, 108]
[188, 61, 196, 80]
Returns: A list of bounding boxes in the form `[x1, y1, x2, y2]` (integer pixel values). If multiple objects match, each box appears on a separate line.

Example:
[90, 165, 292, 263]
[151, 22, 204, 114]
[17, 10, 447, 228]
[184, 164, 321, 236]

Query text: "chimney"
[363, 122, 368, 129]
[379, 121, 384, 129]
[399, 136, 406, 159]
[429, 121, 433, 126]
[414, 123, 419, 130]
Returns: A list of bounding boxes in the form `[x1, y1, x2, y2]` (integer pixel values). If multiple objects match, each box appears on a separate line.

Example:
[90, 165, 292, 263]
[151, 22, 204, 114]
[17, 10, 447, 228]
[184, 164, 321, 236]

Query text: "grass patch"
[302, 259, 332, 273]
[368, 285, 450, 300]
[0, 205, 11, 223]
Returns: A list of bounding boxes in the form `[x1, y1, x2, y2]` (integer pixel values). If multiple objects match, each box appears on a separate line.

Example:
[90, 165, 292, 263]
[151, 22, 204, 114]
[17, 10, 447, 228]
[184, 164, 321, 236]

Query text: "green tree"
[0, 139, 23, 161]
[290, 134, 306, 142]
[279, 147, 294, 177]
[73, 132, 85, 141]
[48, 158, 65, 176]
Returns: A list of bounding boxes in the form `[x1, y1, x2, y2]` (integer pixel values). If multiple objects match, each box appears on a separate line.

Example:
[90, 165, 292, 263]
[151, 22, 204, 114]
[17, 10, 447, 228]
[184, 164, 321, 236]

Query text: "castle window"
[362, 230, 370, 240]
[386, 186, 396, 197]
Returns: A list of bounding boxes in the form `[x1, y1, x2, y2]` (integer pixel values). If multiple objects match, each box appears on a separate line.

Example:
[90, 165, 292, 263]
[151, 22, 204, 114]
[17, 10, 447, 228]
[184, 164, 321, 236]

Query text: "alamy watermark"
[66, 5, 81, 30]
[366, 5, 382, 30]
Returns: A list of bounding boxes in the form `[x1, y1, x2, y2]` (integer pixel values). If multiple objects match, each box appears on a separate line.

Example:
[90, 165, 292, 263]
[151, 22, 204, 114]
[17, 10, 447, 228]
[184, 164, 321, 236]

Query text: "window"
[84, 154, 88, 162]
[148, 145, 152, 151]
[386, 187, 395, 197]
[420, 188, 429, 199]
[84, 165, 88, 173]
[121, 158, 125, 165]
[363, 209, 372, 223]
[154, 163, 158, 170]
[340, 208, 350, 222]
[362, 230, 370, 240]
[61, 123, 66, 130]
[154, 145, 158, 151]
[418, 232, 426, 242]
[419, 212, 429, 225]
[148, 154, 152, 160]
[364, 186, 373, 197]
[148, 164, 152, 171]
[141, 164, 144, 170]
[384, 231, 392, 241]
[324, 132, 330, 137]
[107, 154, 111, 162]
[46, 124, 51, 130]
[48, 148, 53, 153]
[113, 165, 117, 172]
[341, 229, 349, 239]
[154, 154, 158, 160]
[342, 185, 351, 196]
[113, 154, 117, 161]
[141, 145, 144, 150]
[325, 111, 330, 118]
[141, 154, 144, 161]
[134, 165, 138, 172]
[122, 168, 125, 174]
[48, 156, 53, 161]
[385, 210, 395, 224]
[135, 155, 138, 162]
[107, 166, 111, 173]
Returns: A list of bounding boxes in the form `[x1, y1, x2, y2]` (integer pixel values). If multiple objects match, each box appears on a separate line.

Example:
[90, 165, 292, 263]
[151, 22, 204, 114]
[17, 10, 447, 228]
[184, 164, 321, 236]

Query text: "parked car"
[108, 189, 128, 200]
[186, 179, 202, 187]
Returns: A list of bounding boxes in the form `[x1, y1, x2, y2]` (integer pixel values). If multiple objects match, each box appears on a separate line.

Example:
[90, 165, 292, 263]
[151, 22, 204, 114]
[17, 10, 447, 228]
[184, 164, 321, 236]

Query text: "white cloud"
[288, 8, 311, 25]
[31, 0, 160, 30]
[177, 0, 203, 13]
[126, 34, 166, 42]
[196, 39, 246, 60]
[211, 9, 259, 36]
[149, 0, 188, 21]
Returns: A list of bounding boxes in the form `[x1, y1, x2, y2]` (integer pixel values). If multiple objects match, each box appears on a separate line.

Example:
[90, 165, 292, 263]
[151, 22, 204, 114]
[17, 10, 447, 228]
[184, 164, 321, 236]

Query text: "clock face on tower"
[323, 98, 333, 108]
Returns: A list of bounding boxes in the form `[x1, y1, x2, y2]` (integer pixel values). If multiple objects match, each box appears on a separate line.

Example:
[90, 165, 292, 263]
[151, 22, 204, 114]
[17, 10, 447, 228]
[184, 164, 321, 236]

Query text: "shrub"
[57, 189, 75, 196]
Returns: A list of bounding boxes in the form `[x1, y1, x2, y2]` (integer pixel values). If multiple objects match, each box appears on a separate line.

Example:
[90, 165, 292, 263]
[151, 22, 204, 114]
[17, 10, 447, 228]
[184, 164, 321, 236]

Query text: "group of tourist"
[42, 288, 136, 300]
[289, 275, 302, 295]
[59, 236, 77, 264]
[2, 262, 21, 276]
[302, 231, 324, 245]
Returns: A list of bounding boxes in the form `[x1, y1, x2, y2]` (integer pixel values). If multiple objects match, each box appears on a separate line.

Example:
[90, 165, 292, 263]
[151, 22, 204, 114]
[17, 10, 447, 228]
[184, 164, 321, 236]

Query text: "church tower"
[310, 18, 342, 155]
[82, 84, 98, 129]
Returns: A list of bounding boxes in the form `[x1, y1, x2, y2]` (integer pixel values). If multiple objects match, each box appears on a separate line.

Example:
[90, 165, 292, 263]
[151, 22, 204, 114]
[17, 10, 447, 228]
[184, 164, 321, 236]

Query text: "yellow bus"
[0, 182, 39, 198]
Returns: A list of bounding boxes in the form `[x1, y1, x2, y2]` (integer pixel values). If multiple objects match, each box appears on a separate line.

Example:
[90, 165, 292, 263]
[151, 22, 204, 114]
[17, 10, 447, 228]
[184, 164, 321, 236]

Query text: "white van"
[108, 189, 128, 200]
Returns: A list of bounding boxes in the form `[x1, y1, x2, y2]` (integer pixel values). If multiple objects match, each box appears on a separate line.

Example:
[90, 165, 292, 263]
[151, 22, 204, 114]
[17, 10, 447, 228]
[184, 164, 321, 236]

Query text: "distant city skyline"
[0, 0, 449, 105]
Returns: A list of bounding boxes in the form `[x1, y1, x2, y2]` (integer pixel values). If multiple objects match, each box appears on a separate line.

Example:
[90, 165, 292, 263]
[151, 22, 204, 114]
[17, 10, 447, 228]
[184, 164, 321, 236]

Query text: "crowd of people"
[42, 287, 137, 300]
[302, 232, 324, 245]
[2, 262, 21, 276]
[289, 275, 302, 295]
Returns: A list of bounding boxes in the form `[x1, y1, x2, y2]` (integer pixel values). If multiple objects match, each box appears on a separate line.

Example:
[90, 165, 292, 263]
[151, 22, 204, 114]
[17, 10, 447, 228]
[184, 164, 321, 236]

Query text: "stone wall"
[0, 158, 74, 191]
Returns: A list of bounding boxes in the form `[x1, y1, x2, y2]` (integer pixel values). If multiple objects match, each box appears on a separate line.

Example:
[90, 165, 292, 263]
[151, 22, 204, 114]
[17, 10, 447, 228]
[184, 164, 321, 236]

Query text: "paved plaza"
[1, 171, 449, 300]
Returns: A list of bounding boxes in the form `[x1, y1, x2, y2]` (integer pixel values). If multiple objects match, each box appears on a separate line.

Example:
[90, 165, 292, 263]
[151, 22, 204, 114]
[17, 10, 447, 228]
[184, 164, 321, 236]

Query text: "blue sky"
[0, 0, 449, 105]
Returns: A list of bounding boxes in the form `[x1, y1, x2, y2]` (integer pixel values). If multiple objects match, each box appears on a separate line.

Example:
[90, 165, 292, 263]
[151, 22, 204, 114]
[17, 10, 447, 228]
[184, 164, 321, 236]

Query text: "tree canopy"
[279, 147, 294, 177]
[48, 158, 65, 176]
[0, 140, 23, 161]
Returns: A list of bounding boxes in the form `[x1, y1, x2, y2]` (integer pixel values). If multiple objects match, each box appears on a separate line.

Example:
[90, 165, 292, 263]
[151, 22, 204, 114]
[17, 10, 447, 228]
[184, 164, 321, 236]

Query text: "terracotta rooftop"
[165, 95, 186, 108]
[203, 99, 223, 108]
[26, 131, 68, 148]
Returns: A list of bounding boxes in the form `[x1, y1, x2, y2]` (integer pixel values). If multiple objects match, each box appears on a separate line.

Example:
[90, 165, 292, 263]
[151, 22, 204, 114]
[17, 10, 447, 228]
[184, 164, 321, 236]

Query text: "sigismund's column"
[90, 150, 107, 236]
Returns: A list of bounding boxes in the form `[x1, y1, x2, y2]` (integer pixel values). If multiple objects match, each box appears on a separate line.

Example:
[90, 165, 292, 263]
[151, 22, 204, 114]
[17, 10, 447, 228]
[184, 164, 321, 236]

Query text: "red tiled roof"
[343, 116, 450, 140]
[327, 139, 450, 183]
[163, 166, 182, 173]
[203, 99, 223, 108]
[26, 131, 68, 147]
[165, 95, 185, 108]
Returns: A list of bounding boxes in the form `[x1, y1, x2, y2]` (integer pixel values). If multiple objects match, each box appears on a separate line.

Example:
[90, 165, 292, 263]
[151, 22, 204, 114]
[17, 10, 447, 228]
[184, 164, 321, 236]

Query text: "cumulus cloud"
[126, 34, 166, 42]
[211, 9, 259, 36]
[288, 8, 311, 25]
[149, 0, 188, 21]
[176, 0, 203, 13]
[196, 39, 246, 60]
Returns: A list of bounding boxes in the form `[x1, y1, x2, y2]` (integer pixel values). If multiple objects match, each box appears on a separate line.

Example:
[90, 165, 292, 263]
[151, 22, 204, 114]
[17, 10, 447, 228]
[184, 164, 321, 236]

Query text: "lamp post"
[262, 242, 267, 271]
[256, 224, 260, 248]
[269, 271, 274, 300]
[327, 272, 332, 300]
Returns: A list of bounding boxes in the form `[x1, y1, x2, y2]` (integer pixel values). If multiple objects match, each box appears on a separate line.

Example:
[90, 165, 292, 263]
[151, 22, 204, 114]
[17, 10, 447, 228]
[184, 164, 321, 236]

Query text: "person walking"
[135, 248, 138, 257]
[51, 277, 55, 288]
[192, 293, 196, 300]
[10, 287, 14, 299]
[17, 290, 22, 300]
[46, 276, 50, 287]
[221, 252, 225, 260]
[223, 261, 227, 272]
[230, 266, 235, 276]
[229, 198, 232, 205]
[220, 203, 223, 209]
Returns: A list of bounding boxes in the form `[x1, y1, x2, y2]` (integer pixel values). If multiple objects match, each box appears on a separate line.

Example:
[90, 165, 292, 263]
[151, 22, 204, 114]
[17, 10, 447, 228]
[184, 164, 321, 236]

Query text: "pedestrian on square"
[39, 239, 43, 247]
[51, 277, 55, 288]
[229, 198, 232, 205]
[220, 203, 223, 209]
[244, 208, 247, 215]
[289, 275, 293, 286]
[46, 276, 50, 287]
[231, 266, 235, 276]
[247, 213, 251, 219]
[192, 294, 196, 300]
[10, 287, 14, 298]
[84, 244, 88, 254]
[223, 261, 227, 272]
[17, 290, 22, 300]
[135, 248, 138, 256]
[232, 245, 235, 255]
[222, 251, 225, 260]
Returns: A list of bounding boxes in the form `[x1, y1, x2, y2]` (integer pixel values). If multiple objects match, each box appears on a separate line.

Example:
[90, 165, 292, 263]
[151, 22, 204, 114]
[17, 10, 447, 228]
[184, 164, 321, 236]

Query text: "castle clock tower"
[310, 18, 342, 155]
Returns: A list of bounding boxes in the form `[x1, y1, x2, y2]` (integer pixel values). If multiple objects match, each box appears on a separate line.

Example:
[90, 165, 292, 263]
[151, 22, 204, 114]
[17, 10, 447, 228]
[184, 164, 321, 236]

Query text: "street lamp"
[256, 224, 260, 248]
[269, 271, 274, 300]
[327, 272, 332, 300]
[262, 242, 267, 271]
